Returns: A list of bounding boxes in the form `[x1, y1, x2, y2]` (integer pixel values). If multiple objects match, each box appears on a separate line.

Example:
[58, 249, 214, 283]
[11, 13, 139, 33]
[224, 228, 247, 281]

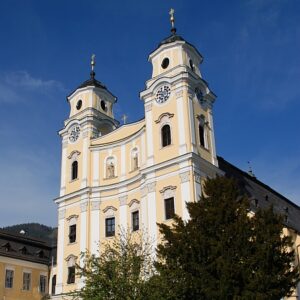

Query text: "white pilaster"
[147, 182, 157, 253]
[121, 144, 126, 179]
[55, 208, 65, 294]
[92, 151, 99, 187]
[145, 103, 154, 166]
[90, 197, 100, 255]
[141, 133, 146, 167]
[194, 172, 202, 202]
[176, 90, 187, 154]
[188, 95, 197, 153]
[81, 134, 88, 188]
[180, 171, 191, 221]
[141, 187, 148, 231]
[60, 139, 68, 196]
[119, 196, 128, 232]
[207, 107, 218, 167]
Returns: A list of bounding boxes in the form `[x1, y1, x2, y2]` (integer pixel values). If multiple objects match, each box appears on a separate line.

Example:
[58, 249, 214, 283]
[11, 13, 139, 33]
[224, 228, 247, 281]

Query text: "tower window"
[5, 269, 14, 288]
[199, 123, 205, 147]
[105, 217, 115, 237]
[67, 266, 75, 284]
[71, 161, 78, 180]
[76, 100, 82, 110]
[101, 100, 107, 111]
[69, 224, 76, 243]
[165, 197, 175, 220]
[161, 57, 169, 69]
[189, 59, 194, 71]
[132, 211, 139, 231]
[161, 124, 171, 147]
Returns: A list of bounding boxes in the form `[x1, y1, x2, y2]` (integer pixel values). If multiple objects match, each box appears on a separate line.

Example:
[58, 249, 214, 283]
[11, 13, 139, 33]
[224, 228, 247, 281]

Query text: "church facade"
[49, 15, 300, 300]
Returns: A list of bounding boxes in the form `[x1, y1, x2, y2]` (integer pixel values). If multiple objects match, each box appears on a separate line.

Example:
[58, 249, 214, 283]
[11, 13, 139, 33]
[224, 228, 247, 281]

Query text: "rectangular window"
[132, 211, 139, 231]
[40, 275, 47, 293]
[105, 217, 115, 237]
[165, 197, 175, 220]
[23, 272, 31, 290]
[69, 224, 76, 243]
[5, 269, 14, 288]
[51, 275, 56, 295]
[67, 266, 75, 284]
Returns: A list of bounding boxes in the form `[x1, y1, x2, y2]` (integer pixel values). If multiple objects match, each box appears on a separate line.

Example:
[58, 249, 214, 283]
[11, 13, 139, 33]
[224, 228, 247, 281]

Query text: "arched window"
[198, 115, 208, 149]
[161, 124, 171, 147]
[71, 161, 78, 180]
[199, 123, 205, 147]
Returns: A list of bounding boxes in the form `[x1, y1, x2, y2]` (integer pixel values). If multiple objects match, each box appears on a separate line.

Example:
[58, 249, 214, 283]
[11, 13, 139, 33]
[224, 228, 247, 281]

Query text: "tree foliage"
[71, 230, 155, 300]
[155, 176, 299, 300]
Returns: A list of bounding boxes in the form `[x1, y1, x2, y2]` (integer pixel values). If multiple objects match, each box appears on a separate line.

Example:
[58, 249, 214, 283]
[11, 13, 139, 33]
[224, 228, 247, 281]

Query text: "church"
[47, 10, 300, 299]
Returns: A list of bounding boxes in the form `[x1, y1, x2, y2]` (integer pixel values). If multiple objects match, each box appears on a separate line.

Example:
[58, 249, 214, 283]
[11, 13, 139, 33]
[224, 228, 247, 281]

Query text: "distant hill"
[1, 223, 57, 245]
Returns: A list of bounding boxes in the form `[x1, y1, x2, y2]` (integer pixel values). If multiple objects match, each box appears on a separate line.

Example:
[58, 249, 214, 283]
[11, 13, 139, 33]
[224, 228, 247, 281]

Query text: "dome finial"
[169, 8, 176, 35]
[90, 54, 96, 79]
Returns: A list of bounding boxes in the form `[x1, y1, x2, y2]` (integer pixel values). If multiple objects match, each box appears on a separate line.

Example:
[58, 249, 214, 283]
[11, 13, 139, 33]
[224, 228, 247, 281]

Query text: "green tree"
[71, 230, 155, 300]
[155, 176, 299, 300]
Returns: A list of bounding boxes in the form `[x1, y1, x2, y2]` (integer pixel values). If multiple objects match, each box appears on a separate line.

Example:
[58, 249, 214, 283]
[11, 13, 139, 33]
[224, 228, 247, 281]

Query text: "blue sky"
[0, 0, 299, 227]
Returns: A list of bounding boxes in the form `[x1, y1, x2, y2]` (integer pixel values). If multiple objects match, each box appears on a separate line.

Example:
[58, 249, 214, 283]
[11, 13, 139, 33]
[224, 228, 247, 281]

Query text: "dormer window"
[2, 242, 11, 252]
[76, 100, 82, 110]
[19, 246, 27, 255]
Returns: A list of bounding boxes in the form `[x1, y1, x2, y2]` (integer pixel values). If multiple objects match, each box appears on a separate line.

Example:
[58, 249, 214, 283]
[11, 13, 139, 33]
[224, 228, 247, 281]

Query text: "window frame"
[105, 217, 115, 237]
[71, 160, 78, 180]
[39, 275, 47, 294]
[164, 197, 175, 220]
[69, 224, 76, 244]
[67, 266, 75, 284]
[132, 210, 139, 232]
[22, 272, 31, 291]
[5, 269, 14, 288]
[161, 124, 171, 147]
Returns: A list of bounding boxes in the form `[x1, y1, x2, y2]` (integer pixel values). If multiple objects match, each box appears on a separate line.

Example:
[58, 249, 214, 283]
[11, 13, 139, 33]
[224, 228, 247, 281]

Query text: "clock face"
[156, 86, 171, 104]
[69, 124, 80, 143]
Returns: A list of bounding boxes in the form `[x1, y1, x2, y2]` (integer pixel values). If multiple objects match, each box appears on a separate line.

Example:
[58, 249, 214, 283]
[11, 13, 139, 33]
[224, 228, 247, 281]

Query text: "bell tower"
[140, 9, 218, 168]
[58, 55, 119, 196]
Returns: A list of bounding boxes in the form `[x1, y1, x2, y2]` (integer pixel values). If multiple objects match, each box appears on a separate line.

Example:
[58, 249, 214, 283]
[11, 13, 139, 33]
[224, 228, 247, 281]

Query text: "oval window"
[101, 100, 107, 111]
[161, 58, 169, 69]
[189, 59, 194, 71]
[76, 100, 82, 110]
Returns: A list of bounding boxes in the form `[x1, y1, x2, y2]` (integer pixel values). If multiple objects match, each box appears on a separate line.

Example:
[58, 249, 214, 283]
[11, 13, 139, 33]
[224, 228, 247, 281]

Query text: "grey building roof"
[218, 156, 300, 233]
[0, 229, 57, 266]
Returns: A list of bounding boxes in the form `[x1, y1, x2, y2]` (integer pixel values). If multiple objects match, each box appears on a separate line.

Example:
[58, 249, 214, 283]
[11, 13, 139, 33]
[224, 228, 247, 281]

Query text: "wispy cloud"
[0, 71, 65, 104]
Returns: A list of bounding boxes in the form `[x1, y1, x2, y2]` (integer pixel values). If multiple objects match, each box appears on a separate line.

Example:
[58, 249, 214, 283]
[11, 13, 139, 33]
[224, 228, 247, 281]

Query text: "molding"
[128, 199, 140, 207]
[58, 209, 66, 220]
[103, 206, 117, 213]
[175, 90, 183, 98]
[68, 150, 81, 159]
[91, 200, 101, 211]
[194, 171, 201, 183]
[66, 214, 79, 221]
[119, 196, 128, 206]
[80, 202, 88, 213]
[147, 182, 156, 193]
[160, 186, 177, 199]
[180, 171, 190, 183]
[154, 112, 174, 124]
[145, 103, 152, 112]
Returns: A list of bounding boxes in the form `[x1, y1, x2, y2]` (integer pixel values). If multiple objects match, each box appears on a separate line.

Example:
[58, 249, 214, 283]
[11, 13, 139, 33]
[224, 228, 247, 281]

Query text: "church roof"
[67, 71, 113, 99]
[218, 156, 300, 233]
[154, 32, 203, 60]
